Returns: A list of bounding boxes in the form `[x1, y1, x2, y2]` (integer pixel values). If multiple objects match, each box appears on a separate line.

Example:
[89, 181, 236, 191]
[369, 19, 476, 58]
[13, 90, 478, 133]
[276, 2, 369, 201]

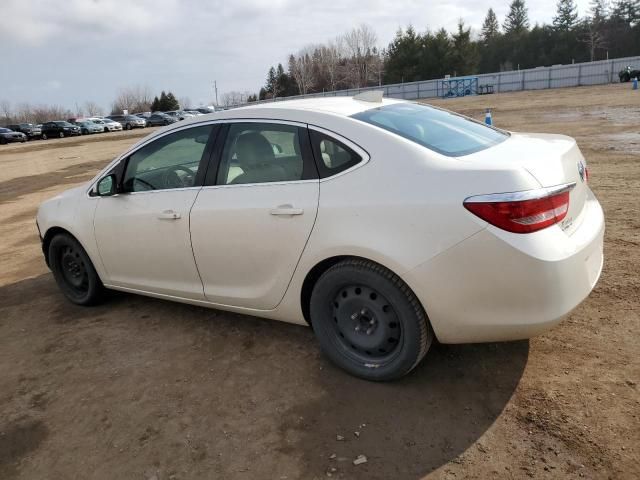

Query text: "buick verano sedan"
[36, 93, 604, 380]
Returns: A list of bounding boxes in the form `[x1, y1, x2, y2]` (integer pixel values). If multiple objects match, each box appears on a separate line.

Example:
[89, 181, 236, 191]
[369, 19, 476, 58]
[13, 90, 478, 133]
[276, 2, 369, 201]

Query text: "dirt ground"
[0, 84, 638, 480]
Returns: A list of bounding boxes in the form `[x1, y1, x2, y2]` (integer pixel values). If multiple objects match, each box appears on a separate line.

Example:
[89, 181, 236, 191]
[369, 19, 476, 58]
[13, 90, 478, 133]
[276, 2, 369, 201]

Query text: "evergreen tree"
[503, 0, 530, 34]
[611, 0, 640, 25]
[384, 27, 423, 83]
[150, 96, 160, 112]
[451, 21, 479, 76]
[158, 91, 168, 110]
[554, 0, 579, 30]
[165, 92, 180, 110]
[590, 0, 609, 22]
[481, 8, 500, 42]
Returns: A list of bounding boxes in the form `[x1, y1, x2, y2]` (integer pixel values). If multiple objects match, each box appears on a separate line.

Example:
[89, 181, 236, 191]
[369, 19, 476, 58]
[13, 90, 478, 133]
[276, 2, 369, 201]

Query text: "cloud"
[0, 0, 593, 110]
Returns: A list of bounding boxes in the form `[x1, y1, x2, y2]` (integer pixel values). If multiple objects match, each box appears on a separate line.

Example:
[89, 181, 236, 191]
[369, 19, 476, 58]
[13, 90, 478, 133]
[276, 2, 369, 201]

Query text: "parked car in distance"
[106, 115, 146, 130]
[619, 65, 640, 82]
[6, 123, 42, 140]
[165, 110, 195, 121]
[100, 118, 123, 132]
[145, 112, 178, 126]
[36, 94, 604, 381]
[86, 118, 108, 132]
[76, 120, 103, 135]
[185, 110, 205, 116]
[40, 121, 81, 139]
[134, 112, 151, 119]
[191, 106, 219, 114]
[0, 127, 27, 144]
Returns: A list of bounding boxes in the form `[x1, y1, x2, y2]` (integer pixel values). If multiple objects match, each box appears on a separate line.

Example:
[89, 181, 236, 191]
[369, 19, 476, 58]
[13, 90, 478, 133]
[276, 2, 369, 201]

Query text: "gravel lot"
[0, 84, 638, 479]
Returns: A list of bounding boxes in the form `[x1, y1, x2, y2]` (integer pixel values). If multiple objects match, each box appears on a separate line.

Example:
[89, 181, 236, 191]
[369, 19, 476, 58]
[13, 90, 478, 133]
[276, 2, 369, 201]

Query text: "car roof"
[127, 95, 408, 153]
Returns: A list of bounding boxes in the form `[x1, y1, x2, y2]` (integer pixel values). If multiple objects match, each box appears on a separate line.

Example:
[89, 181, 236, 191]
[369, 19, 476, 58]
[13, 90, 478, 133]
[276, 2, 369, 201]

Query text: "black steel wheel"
[310, 259, 433, 381]
[331, 285, 403, 363]
[49, 233, 105, 305]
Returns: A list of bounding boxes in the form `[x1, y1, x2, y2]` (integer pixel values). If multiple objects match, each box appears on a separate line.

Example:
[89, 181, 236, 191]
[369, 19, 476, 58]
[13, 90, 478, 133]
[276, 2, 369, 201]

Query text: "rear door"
[190, 121, 319, 310]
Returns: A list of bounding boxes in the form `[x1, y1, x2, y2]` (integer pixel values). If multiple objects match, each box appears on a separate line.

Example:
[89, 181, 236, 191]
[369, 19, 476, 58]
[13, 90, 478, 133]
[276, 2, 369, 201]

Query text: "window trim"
[203, 119, 318, 188]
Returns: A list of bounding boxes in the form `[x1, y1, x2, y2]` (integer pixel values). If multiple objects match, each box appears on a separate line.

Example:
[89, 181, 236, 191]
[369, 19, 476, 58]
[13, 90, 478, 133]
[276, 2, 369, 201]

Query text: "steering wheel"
[162, 165, 195, 189]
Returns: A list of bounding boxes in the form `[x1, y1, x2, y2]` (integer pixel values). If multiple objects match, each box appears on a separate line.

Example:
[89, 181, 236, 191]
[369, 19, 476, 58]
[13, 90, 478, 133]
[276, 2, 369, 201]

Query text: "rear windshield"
[351, 103, 508, 157]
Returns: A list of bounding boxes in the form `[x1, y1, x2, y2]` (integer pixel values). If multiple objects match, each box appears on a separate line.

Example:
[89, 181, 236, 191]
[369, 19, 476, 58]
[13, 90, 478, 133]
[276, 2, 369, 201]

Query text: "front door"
[94, 124, 216, 299]
[190, 121, 319, 310]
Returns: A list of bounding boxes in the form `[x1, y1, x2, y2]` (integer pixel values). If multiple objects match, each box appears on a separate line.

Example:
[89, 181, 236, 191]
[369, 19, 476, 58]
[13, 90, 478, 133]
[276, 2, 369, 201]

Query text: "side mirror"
[96, 174, 117, 196]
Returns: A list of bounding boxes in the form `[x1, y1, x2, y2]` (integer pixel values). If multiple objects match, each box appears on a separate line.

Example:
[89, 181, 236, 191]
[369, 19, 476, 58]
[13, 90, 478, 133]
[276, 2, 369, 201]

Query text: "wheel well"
[42, 226, 74, 266]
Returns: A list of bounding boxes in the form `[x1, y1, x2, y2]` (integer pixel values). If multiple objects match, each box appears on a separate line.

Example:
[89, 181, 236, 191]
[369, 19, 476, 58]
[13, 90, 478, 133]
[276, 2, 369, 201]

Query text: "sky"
[0, 0, 593, 111]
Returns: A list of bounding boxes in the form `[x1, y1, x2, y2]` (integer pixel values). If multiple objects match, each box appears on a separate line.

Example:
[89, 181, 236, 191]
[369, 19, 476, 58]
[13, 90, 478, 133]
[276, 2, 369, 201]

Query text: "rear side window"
[216, 123, 310, 185]
[309, 130, 362, 178]
[351, 103, 508, 157]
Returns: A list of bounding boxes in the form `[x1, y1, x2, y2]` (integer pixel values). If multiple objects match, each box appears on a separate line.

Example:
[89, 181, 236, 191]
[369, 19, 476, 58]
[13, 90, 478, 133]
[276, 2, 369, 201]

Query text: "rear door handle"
[157, 210, 181, 220]
[270, 205, 304, 216]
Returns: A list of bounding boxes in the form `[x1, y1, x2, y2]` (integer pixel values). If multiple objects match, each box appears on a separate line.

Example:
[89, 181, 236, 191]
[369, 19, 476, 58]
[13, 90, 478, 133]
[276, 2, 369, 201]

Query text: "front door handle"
[157, 210, 181, 220]
[270, 205, 304, 216]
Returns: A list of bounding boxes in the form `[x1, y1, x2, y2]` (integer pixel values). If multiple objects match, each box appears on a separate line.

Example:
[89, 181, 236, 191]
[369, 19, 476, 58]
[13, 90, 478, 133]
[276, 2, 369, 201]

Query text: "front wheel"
[126, 123, 132, 130]
[59, 131, 64, 138]
[49, 233, 105, 306]
[41, 133, 48, 140]
[310, 259, 433, 381]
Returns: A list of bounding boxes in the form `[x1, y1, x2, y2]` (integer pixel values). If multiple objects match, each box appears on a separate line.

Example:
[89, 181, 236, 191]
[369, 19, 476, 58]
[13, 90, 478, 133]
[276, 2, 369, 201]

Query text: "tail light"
[463, 183, 575, 234]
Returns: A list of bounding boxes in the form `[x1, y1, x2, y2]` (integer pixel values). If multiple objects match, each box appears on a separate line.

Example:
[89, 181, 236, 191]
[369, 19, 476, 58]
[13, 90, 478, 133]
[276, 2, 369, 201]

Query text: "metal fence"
[235, 55, 640, 107]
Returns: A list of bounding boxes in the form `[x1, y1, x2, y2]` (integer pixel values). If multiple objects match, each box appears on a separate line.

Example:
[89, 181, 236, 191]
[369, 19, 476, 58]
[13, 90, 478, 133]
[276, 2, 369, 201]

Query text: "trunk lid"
[466, 132, 589, 235]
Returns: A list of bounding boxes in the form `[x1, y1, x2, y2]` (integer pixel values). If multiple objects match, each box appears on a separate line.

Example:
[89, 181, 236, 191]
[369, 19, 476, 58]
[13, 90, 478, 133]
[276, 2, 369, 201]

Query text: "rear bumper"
[404, 189, 604, 344]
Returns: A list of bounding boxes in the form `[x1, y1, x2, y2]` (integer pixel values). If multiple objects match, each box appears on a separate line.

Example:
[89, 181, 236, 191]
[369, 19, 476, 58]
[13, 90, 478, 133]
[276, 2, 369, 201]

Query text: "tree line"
[244, 0, 639, 103]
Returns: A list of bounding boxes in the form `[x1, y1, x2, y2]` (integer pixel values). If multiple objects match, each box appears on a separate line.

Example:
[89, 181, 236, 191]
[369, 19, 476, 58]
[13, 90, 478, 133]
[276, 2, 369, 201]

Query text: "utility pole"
[213, 81, 218, 107]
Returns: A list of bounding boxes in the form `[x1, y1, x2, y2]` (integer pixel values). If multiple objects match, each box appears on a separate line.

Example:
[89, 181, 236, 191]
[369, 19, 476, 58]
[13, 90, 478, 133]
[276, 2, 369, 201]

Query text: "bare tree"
[220, 91, 253, 107]
[317, 41, 343, 91]
[289, 50, 315, 95]
[83, 101, 104, 117]
[0, 99, 11, 123]
[178, 96, 192, 109]
[111, 85, 153, 114]
[341, 24, 380, 88]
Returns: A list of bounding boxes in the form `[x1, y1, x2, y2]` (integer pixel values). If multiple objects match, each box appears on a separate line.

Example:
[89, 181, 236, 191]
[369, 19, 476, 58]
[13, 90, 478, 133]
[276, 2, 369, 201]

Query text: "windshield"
[351, 103, 508, 157]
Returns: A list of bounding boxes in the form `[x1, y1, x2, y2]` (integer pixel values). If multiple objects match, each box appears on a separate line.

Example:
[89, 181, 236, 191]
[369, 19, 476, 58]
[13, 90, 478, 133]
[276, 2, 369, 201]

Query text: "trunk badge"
[577, 161, 585, 182]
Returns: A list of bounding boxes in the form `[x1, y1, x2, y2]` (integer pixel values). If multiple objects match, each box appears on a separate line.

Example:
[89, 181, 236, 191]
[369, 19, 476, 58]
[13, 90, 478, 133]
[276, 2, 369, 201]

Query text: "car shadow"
[281, 339, 529, 479]
[0, 274, 528, 479]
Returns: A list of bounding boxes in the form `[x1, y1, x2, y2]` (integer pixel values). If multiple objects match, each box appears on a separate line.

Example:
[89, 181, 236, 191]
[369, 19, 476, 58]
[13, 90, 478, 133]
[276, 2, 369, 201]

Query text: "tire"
[310, 259, 433, 381]
[41, 133, 48, 140]
[59, 131, 64, 138]
[126, 123, 132, 130]
[48, 233, 105, 306]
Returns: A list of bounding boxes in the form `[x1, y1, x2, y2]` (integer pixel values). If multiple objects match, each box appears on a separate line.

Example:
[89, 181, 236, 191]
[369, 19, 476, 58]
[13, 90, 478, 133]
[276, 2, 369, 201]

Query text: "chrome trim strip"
[200, 179, 318, 190]
[464, 182, 577, 203]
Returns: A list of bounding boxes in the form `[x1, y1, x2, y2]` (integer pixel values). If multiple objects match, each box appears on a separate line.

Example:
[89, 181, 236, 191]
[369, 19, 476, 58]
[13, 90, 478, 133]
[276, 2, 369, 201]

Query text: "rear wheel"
[41, 133, 48, 140]
[0, 137, 6, 145]
[310, 259, 432, 381]
[126, 123, 132, 130]
[49, 233, 105, 306]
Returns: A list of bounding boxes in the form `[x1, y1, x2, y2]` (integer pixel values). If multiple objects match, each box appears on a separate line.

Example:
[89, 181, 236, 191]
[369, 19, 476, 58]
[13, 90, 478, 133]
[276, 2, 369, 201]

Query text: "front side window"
[216, 123, 305, 185]
[351, 103, 508, 157]
[122, 125, 213, 192]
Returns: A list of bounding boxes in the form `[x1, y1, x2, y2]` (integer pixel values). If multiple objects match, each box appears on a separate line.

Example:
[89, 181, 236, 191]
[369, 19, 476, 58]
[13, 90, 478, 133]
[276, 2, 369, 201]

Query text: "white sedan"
[36, 93, 604, 381]
[96, 118, 123, 132]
